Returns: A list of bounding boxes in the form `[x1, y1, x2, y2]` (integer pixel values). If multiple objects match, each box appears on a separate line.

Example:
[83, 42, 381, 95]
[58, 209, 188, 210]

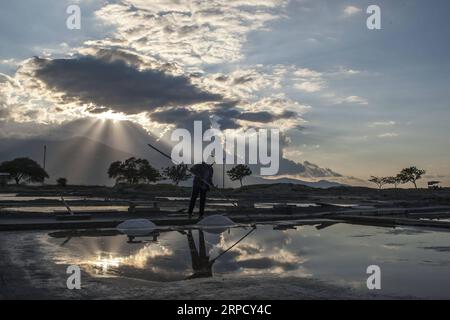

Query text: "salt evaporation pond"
[0, 205, 129, 213]
[0, 222, 449, 299]
[0, 193, 108, 202]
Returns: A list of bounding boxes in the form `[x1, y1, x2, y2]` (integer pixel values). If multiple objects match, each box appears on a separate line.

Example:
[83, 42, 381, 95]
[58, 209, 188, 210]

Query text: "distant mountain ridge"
[246, 176, 345, 188]
[0, 137, 133, 186]
[0, 119, 352, 188]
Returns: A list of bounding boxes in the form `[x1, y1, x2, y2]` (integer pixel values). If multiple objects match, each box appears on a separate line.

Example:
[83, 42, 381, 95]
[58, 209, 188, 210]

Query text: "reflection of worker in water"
[186, 230, 213, 279]
[181, 227, 256, 280]
[188, 162, 214, 219]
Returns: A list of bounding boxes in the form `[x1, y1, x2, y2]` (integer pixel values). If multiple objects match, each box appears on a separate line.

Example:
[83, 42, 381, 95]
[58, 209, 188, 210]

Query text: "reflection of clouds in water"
[381, 244, 403, 250]
[418, 260, 450, 267]
[385, 228, 429, 236]
[381, 243, 405, 250]
[332, 278, 366, 291]
[89, 243, 173, 273]
[43, 224, 449, 284]
[52, 243, 173, 274]
[421, 246, 450, 253]
[12, 223, 450, 299]
[212, 229, 310, 276]
[40, 226, 315, 281]
[47, 235, 174, 276]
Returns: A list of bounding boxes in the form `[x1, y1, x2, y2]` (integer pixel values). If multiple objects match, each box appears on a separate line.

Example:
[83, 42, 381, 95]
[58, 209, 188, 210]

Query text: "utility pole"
[43, 145, 47, 170]
[223, 155, 225, 189]
[222, 135, 225, 189]
[43, 145, 47, 185]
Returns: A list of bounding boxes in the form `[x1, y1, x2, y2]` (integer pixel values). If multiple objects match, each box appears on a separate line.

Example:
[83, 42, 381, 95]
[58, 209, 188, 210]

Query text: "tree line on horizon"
[0, 157, 431, 190]
[0, 156, 253, 188]
[107, 157, 253, 187]
[368, 166, 426, 190]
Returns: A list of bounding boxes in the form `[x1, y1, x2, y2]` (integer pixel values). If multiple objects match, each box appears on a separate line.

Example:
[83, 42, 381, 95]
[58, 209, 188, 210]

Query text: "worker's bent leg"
[199, 190, 206, 217]
[188, 187, 200, 216]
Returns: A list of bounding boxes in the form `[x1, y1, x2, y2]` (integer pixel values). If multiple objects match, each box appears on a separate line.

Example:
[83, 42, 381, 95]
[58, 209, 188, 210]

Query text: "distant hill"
[0, 137, 133, 186]
[0, 136, 345, 188]
[245, 176, 344, 189]
[0, 118, 350, 188]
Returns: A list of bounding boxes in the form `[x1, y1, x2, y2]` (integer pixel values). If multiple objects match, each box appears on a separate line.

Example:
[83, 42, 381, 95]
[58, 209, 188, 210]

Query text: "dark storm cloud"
[32, 54, 300, 130]
[215, 101, 239, 109]
[150, 107, 241, 130]
[33, 56, 222, 114]
[422, 247, 450, 253]
[0, 107, 9, 119]
[233, 75, 254, 85]
[150, 106, 299, 130]
[239, 110, 297, 123]
[85, 106, 109, 114]
[275, 158, 342, 177]
[150, 107, 209, 124]
[215, 75, 228, 82]
[93, 48, 144, 67]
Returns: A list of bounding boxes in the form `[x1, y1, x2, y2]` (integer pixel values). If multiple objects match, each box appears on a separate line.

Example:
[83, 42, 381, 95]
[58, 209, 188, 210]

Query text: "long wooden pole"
[147, 143, 238, 207]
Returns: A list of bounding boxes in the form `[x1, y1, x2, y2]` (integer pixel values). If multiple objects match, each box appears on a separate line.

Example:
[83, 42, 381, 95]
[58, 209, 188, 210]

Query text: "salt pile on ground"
[116, 219, 157, 236]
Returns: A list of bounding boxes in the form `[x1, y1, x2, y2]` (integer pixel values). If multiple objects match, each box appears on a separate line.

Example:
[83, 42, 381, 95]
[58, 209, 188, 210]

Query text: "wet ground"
[0, 193, 107, 202]
[1, 222, 449, 299]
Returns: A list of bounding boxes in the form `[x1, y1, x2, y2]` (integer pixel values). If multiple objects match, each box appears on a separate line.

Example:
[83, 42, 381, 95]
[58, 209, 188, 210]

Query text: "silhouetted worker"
[188, 162, 213, 219]
[186, 230, 213, 279]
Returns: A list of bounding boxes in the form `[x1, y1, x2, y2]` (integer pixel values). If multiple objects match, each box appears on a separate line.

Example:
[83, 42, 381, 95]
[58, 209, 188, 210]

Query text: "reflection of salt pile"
[116, 219, 157, 237]
[197, 215, 236, 234]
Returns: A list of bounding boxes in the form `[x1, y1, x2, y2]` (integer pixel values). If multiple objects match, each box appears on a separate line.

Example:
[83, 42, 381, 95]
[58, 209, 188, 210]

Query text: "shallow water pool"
[1, 222, 449, 299]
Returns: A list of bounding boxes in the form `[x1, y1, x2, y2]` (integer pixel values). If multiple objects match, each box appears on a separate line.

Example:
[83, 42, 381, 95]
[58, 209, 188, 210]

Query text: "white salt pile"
[116, 219, 157, 236]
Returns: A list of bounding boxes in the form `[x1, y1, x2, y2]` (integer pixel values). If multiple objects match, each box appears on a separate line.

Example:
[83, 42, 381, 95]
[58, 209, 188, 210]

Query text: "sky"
[0, 0, 449, 186]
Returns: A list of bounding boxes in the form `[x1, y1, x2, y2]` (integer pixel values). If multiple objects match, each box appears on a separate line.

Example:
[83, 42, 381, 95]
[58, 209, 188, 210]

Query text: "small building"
[428, 181, 441, 189]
